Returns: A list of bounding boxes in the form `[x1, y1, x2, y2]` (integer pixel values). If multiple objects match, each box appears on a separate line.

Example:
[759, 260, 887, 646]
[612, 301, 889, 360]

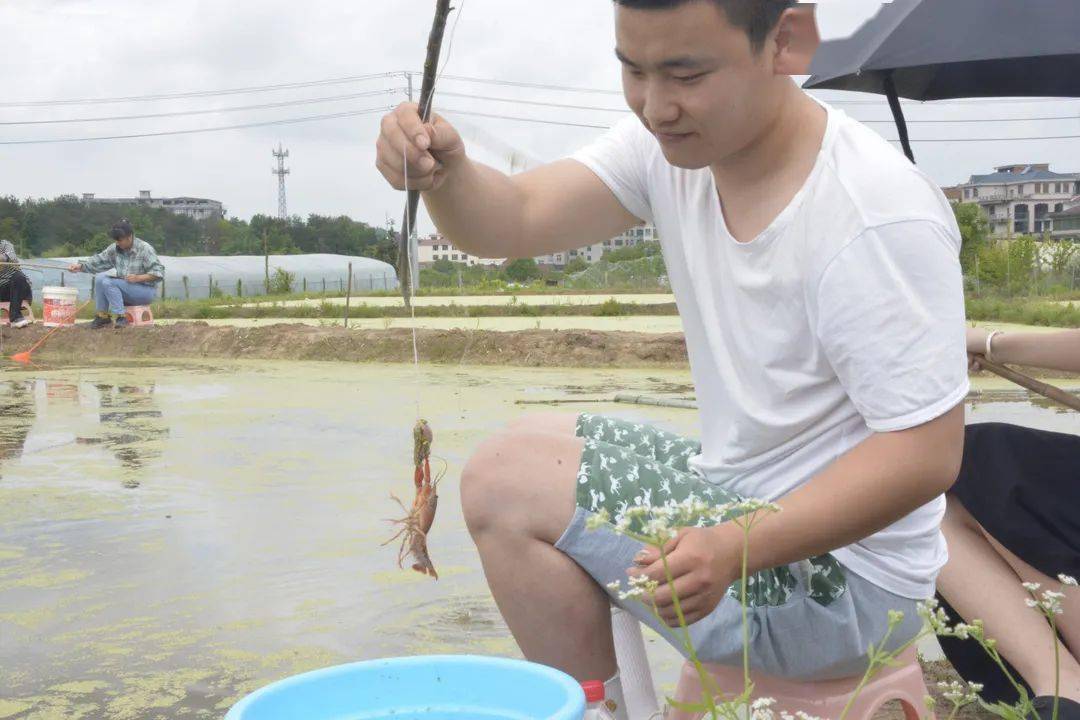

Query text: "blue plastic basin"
[225, 655, 586, 720]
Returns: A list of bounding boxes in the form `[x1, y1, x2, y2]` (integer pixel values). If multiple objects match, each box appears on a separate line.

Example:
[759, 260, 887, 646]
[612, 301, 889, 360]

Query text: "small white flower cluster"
[1060, 574, 1078, 587]
[606, 574, 660, 602]
[937, 680, 983, 706]
[747, 698, 824, 720]
[585, 497, 781, 544]
[1023, 582, 1068, 616]
[917, 598, 982, 640]
[585, 508, 612, 531]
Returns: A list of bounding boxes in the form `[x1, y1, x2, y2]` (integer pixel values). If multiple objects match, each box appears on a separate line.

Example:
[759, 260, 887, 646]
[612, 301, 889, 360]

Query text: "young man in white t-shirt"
[376, 0, 967, 709]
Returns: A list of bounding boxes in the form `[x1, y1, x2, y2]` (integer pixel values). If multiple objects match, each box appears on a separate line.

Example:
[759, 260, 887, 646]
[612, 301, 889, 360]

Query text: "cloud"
[2, 1, 1077, 235]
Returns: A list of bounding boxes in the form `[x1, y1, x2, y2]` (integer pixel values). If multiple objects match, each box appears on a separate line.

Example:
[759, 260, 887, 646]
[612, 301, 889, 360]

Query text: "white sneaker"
[12, 317, 31, 328]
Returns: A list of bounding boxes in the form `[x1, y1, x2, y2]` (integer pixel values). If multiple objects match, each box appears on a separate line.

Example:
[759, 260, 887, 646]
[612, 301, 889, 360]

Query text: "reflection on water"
[0, 362, 1074, 720]
[0, 380, 35, 468]
[0, 378, 170, 488]
[92, 383, 169, 484]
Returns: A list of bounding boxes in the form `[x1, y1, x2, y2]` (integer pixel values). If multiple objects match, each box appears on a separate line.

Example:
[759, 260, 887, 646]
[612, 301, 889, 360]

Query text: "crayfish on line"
[383, 419, 442, 579]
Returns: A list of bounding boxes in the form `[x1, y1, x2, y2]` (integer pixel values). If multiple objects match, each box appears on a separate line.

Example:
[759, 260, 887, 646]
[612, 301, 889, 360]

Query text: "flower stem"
[837, 623, 901, 720]
[740, 515, 753, 718]
[1052, 616, 1060, 720]
[661, 549, 721, 720]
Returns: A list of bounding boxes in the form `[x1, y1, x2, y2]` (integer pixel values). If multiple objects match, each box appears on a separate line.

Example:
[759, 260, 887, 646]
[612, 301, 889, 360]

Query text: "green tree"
[503, 258, 540, 283]
[1047, 240, 1077, 276]
[0, 217, 24, 255]
[0, 194, 394, 262]
[268, 267, 295, 294]
[564, 257, 589, 274]
[952, 202, 989, 273]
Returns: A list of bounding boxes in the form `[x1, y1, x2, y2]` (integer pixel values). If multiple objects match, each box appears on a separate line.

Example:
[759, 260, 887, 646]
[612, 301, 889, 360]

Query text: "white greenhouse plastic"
[21, 254, 399, 301]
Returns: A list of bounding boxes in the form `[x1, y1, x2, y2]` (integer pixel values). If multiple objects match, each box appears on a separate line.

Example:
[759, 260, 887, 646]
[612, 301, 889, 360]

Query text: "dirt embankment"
[2, 322, 691, 367]
[5, 323, 1077, 387]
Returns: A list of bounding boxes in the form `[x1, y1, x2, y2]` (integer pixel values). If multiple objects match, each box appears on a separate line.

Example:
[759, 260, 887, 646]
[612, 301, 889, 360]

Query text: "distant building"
[940, 185, 963, 204]
[81, 190, 225, 221]
[559, 223, 661, 269]
[1050, 199, 1080, 242]
[418, 224, 660, 271]
[959, 165, 1080, 238]
[533, 251, 570, 269]
[417, 234, 504, 267]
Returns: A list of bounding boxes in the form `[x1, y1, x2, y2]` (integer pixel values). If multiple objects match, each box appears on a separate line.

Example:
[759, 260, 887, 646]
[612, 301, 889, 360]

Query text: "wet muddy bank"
[4, 322, 691, 368]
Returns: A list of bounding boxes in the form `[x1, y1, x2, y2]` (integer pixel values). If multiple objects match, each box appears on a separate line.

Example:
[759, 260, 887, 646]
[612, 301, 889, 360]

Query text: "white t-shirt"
[572, 100, 969, 600]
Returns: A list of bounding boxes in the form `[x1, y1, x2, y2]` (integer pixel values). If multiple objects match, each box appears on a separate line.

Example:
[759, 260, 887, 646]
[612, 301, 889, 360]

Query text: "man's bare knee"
[460, 430, 581, 544]
[461, 432, 518, 537]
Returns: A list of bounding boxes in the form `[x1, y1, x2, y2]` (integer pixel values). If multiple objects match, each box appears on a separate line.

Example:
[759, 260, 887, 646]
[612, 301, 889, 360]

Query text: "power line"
[0, 72, 405, 108]
[6, 65, 1078, 110]
[7, 101, 1075, 143]
[437, 89, 1080, 123]
[903, 134, 1080, 142]
[438, 91, 629, 114]
[7, 81, 1071, 128]
[0, 88, 406, 125]
[859, 115, 1080, 124]
[436, 73, 623, 97]
[441, 108, 1080, 142]
[441, 109, 619, 129]
[0, 106, 394, 145]
[435, 72, 1080, 107]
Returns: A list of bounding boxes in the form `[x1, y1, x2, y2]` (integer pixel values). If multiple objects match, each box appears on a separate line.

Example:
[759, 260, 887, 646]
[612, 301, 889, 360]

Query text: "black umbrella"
[803, 0, 1080, 162]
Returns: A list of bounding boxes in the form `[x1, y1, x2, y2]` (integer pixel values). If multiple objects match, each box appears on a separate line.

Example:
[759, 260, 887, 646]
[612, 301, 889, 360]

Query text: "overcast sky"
[2, 0, 1078, 235]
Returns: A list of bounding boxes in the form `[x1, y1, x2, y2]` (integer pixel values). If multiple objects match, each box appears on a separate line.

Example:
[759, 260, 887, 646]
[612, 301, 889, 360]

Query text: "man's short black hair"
[613, 0, 797, 51]
[109, 219, 134, 241]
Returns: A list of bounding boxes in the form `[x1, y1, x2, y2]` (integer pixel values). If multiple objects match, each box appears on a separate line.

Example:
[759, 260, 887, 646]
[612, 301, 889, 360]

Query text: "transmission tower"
[271, 143, 290, 219]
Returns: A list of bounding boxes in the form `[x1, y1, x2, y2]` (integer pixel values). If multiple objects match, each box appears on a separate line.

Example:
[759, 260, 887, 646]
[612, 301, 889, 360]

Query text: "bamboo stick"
[0, 261, 72, 272]
[613, 393, 698, 410]
[978, 359, 1080, 412]
[398, 0, 453, 307]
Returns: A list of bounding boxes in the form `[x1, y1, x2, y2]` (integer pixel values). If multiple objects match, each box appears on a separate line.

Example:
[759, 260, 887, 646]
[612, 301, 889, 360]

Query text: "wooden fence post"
[183, 276, 190, 300]
[345, 263, 353, 329]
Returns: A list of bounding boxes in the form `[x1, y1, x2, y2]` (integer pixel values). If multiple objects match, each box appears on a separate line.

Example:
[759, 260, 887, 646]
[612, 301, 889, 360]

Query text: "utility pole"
[272, 143, 290, 220]
[263, 230, 270, 293]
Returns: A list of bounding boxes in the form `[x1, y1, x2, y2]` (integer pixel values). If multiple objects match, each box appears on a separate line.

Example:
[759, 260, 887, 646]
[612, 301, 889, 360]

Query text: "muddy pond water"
[0, 360, 1075, 719]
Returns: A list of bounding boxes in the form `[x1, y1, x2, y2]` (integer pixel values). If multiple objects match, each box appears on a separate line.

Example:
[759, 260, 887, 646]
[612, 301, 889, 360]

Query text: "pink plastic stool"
[667, 647, 931, 720]
[0, 302, 34, 326]
[124, 305, 154, 326]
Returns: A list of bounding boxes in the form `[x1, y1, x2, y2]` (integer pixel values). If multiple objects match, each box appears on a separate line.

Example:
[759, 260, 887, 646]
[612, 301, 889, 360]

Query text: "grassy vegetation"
[52, 295, 678, 321]
[36, 283, 1080, 329]
[966, 297, 1080, 328]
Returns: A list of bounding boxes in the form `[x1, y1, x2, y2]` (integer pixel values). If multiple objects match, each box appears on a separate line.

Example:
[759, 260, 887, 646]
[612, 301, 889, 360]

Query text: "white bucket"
[42, 286, 79, 327]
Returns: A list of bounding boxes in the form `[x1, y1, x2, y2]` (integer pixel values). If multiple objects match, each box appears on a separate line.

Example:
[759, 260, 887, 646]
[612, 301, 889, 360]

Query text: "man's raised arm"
[376, 102, 640, 259]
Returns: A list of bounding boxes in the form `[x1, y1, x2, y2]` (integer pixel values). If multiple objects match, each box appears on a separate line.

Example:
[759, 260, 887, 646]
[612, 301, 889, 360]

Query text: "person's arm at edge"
[969, 327, 1080, 374]
[75, 245, 115, 274]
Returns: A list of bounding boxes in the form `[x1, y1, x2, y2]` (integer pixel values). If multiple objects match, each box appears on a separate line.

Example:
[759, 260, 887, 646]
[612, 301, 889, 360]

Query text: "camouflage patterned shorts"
[554, 413, 923, 679]
[573, 413, 847, 608]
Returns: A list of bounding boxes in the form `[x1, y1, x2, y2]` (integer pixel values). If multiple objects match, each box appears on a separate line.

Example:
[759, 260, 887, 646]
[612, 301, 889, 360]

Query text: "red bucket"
[42, 286, 79, 327]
